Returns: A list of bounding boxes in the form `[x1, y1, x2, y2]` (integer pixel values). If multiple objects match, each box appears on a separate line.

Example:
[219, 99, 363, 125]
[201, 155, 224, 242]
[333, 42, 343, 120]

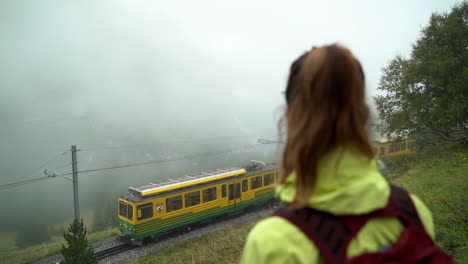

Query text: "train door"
[228, 181, 241, 205]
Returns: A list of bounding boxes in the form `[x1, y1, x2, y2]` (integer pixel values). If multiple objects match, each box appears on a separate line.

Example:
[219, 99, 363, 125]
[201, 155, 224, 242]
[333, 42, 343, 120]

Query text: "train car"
[372, 137, 417, 157]
[118, 161, 279, 244]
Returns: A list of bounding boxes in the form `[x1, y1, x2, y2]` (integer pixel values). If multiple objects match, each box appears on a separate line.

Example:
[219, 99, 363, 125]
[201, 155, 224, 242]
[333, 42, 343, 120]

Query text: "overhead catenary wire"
[60, 143, 268, 176]
[16, 150, 70, 181]
[0, 176, 53, 190]
[50, 162, 73, 171]
[78, 136, 260, 152]
[0, 142, 274, 191]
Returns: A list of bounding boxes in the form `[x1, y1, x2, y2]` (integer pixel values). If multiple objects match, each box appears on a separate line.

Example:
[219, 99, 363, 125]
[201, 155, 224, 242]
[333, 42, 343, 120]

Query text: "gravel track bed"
[34, 208, 273, 264]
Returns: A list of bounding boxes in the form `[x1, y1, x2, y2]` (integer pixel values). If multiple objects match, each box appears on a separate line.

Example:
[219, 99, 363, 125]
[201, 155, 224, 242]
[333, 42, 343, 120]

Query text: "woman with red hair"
[240, 44, 451, 263]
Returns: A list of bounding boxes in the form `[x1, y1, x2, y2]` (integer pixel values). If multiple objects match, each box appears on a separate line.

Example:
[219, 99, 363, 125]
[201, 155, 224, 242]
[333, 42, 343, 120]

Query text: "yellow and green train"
[372, 137, 416, 157]
[118, 161, 279, 244]
[118, 138, 416, 243]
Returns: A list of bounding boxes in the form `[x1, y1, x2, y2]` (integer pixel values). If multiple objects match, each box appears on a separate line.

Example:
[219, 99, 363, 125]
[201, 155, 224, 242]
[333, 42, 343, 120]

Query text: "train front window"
[119, 201, 127, 218]
[128, 205, 133, 220]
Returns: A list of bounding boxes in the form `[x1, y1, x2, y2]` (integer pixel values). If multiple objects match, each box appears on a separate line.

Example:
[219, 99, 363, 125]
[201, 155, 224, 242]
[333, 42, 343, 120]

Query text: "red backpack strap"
[273, 207, 370, 264]
[386, 184, 424, 228]
[273, 185, 454, 264]
[348, 185, 456, 263]
[271, 184, 423, 264]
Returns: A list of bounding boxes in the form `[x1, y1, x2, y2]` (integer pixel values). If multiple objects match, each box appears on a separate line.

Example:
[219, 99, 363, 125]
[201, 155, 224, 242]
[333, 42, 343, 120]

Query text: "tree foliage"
[374, 2, 468, 142]
[61, 219, 97, 264]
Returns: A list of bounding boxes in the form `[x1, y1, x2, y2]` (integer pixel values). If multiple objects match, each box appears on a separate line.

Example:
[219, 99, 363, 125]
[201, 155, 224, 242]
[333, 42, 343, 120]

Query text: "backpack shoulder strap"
[273, 207, 360, 264]
[385, 184, 424, 228]
[272, 185, 424, 264]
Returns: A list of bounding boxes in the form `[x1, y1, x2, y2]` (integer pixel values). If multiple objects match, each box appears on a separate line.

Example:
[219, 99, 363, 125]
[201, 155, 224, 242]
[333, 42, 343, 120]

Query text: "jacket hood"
[276, 147, 390, 215]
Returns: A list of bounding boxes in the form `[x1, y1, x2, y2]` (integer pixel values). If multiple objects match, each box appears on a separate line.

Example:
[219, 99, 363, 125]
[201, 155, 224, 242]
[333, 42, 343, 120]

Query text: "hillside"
[133, 143, 468, 264]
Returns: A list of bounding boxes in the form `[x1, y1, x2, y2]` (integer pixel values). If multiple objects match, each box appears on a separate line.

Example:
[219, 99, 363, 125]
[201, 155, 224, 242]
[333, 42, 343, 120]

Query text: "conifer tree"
[61, 219, 97, 264]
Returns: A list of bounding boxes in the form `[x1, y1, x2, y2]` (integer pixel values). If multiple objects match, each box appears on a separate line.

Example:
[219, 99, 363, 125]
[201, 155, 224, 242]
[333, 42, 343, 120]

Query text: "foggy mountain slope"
[0, 1, 281, 249]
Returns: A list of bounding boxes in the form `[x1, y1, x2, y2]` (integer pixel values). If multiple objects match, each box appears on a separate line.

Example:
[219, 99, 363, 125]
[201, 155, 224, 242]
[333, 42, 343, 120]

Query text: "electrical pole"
[44, 145, 80, 221]
[71, 145, 80, 221]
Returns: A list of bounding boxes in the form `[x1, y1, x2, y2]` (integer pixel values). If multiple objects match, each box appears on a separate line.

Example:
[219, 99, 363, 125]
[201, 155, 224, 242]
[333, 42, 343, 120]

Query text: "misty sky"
[0, 0, 461, 229]
[0, 0, 460, 184]
[1, 0, 459, 136]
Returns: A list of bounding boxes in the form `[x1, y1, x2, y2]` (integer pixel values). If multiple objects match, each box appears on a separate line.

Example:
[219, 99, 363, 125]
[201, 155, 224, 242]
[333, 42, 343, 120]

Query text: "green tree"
[61, 219, 97, 264]
[374, 1, 468, 142]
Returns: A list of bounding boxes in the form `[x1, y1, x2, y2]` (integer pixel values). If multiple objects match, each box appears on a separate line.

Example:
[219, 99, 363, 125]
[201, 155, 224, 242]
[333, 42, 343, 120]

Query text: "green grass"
[0, 227, 119, 264]
[133, 220, 260, 264]
[134, 143, 467, 264]
[0, 233, 16, 252]
[388, 143, 468, 263]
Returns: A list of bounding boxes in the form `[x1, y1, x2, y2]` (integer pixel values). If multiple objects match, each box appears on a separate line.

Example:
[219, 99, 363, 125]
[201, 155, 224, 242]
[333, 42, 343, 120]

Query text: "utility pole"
[44, 145, 80, 221]
[71, 145, 80, 221]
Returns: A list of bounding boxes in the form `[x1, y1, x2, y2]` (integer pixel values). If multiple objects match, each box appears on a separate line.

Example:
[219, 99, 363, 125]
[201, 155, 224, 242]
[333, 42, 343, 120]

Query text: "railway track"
[94, 243, 138, 260]
[34, 209, 273, 264]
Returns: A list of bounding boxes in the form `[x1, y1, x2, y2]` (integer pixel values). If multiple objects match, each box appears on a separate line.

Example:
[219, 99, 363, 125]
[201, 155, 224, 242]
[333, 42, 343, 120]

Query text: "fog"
[0, 0, 459, 249]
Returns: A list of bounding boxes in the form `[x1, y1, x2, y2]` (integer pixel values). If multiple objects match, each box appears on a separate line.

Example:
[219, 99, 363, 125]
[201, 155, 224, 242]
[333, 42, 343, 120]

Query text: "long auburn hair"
[280, 44, 373, 208]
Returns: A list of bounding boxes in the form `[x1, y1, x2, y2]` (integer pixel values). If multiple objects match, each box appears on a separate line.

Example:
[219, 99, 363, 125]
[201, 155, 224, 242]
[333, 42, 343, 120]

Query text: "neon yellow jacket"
[240, 147, 434, 264]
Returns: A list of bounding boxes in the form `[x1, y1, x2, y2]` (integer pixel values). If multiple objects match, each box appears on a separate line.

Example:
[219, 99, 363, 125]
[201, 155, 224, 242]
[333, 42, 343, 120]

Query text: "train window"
[242, 179, 248, 192]
[389, 145, 395, 153]
[128, 204, 133, 220]
[251, 176, 262, 189]
[185, 191, 200, 207]
[395, 144, 401, 152]
[166, 195, 182, 212]
[137, 203, 153, 220]
[221, 185, 227, 198]
[264, 173, 274, 186]
[401, 143, 406, 150]
[203, 187, 217, 203]
[119, 201, 127, 218]
[379, 147, 385, 155]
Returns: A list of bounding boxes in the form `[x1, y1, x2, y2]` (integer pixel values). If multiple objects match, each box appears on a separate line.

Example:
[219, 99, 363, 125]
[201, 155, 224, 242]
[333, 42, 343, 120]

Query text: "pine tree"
[61, 219, 97, 264]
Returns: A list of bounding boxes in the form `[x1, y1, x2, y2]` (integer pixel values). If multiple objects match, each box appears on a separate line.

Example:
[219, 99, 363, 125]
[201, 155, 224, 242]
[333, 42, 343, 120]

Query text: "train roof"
[374, 137, 414, 145]
[129, 168, 246, 197]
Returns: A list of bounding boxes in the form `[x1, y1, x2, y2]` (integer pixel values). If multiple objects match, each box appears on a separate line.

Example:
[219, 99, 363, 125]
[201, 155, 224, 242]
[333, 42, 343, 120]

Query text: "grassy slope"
[386, 143, 468, 263]
[0, 228, 119, 264]
[134, 143, 467, 264]
[133, 220, 260, 264]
